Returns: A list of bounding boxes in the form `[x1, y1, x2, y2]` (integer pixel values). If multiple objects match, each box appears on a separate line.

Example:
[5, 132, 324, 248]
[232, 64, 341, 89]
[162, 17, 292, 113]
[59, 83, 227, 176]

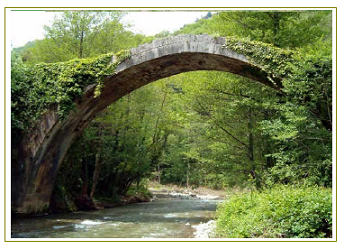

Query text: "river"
[11, 193, 221, 239]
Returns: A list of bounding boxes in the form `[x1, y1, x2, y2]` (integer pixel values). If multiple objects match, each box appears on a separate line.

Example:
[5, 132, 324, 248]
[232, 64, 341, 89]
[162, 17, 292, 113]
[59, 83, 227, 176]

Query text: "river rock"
[192, 220, 216, 238]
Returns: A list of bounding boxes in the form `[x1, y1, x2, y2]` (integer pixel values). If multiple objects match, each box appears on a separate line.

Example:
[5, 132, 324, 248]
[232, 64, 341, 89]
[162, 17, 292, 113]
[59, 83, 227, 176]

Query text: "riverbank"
[95, 192, 153, 209]
[148, 182, 227, 200]
[14, 182, 225, 219]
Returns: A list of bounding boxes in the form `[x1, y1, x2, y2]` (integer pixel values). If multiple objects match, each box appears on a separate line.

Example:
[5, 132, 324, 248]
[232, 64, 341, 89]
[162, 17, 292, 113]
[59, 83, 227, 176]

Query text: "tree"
[24, 11, 144, 63]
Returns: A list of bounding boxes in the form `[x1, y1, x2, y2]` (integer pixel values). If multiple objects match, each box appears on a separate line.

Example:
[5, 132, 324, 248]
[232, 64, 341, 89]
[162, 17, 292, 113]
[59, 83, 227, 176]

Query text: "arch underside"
[96, 52, 277, 113]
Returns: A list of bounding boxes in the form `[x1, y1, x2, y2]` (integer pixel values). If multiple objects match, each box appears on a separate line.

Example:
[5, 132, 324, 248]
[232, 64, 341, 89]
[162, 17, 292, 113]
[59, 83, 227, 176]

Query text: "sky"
[10, 11, 208, 48]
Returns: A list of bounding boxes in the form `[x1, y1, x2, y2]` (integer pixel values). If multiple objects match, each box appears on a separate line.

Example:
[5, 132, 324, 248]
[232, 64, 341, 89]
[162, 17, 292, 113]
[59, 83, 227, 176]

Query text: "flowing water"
[11, 194, 221, 238]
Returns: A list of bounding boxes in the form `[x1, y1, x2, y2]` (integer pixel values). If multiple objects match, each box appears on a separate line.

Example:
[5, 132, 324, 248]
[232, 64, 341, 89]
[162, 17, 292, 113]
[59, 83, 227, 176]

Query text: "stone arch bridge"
[12, 34, 284, 214]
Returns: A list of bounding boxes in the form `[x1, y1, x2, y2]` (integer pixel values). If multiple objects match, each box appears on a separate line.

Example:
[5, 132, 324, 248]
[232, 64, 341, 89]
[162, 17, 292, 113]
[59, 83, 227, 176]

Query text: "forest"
[11, 10, 333, 238]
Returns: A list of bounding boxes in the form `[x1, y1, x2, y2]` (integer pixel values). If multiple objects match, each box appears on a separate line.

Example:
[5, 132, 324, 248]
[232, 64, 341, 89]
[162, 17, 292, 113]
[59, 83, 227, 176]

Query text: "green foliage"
[11, 52, 132, 132]
[175, 11, 331, 49]
[126, 179, 152, 198]
[11, 52, 28, 133]
[225, 36, 294, 82]
[215, 185, 332, 238]
[12, 11, 333, 221]
[260, 100, 332, 187]
[56, 80, 175, 201]
[93, 50, 130, 97]
[27, 12, 121, 62]
[220, 35, 332, 188]
[17, 11, 144, 64]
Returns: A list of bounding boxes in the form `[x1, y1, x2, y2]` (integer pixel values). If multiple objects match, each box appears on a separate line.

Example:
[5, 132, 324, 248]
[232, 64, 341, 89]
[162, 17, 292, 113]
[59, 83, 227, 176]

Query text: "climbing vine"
[93, 50, 131, 98]
[11, 50, 131, 133]
[224, 36, 295, 86]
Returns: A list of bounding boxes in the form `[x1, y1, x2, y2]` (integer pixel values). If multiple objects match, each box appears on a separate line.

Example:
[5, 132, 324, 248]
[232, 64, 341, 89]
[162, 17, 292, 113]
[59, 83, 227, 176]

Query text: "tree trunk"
[79, 29, 84, 58]
[124, 94, 131, 139]
[150, 88, 168, 173]
[90, 153, 101, 198]
[248, 109, 254, 172]
[81, 157, 88, 197]
[186, 163, 190, 188]
[247, 107, 260, 188]
[90, 124, 104, 198]
[157, 164, 161, 184]
[263, 112, 275, 170]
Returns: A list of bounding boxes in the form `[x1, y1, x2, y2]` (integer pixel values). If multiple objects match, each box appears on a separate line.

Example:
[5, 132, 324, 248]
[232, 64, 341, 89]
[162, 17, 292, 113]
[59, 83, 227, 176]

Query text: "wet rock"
[123, 193, 151, 204]
[192, 220, 216, 238]
[168, 191, 220, 200]
[195, 194, 220, 200]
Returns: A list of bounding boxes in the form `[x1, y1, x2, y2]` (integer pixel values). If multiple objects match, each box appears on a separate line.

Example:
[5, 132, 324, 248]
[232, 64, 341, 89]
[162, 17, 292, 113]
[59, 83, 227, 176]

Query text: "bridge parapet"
[116, 35, 248, 74]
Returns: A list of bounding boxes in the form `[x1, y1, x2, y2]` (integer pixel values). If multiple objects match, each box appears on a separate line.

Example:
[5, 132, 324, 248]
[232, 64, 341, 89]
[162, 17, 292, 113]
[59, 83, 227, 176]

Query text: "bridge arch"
[13, 34, 283, 214]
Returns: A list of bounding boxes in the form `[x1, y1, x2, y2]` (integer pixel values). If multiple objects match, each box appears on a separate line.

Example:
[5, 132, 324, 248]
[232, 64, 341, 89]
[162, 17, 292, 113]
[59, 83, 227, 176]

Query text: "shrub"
[215, 185, 332, 238]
